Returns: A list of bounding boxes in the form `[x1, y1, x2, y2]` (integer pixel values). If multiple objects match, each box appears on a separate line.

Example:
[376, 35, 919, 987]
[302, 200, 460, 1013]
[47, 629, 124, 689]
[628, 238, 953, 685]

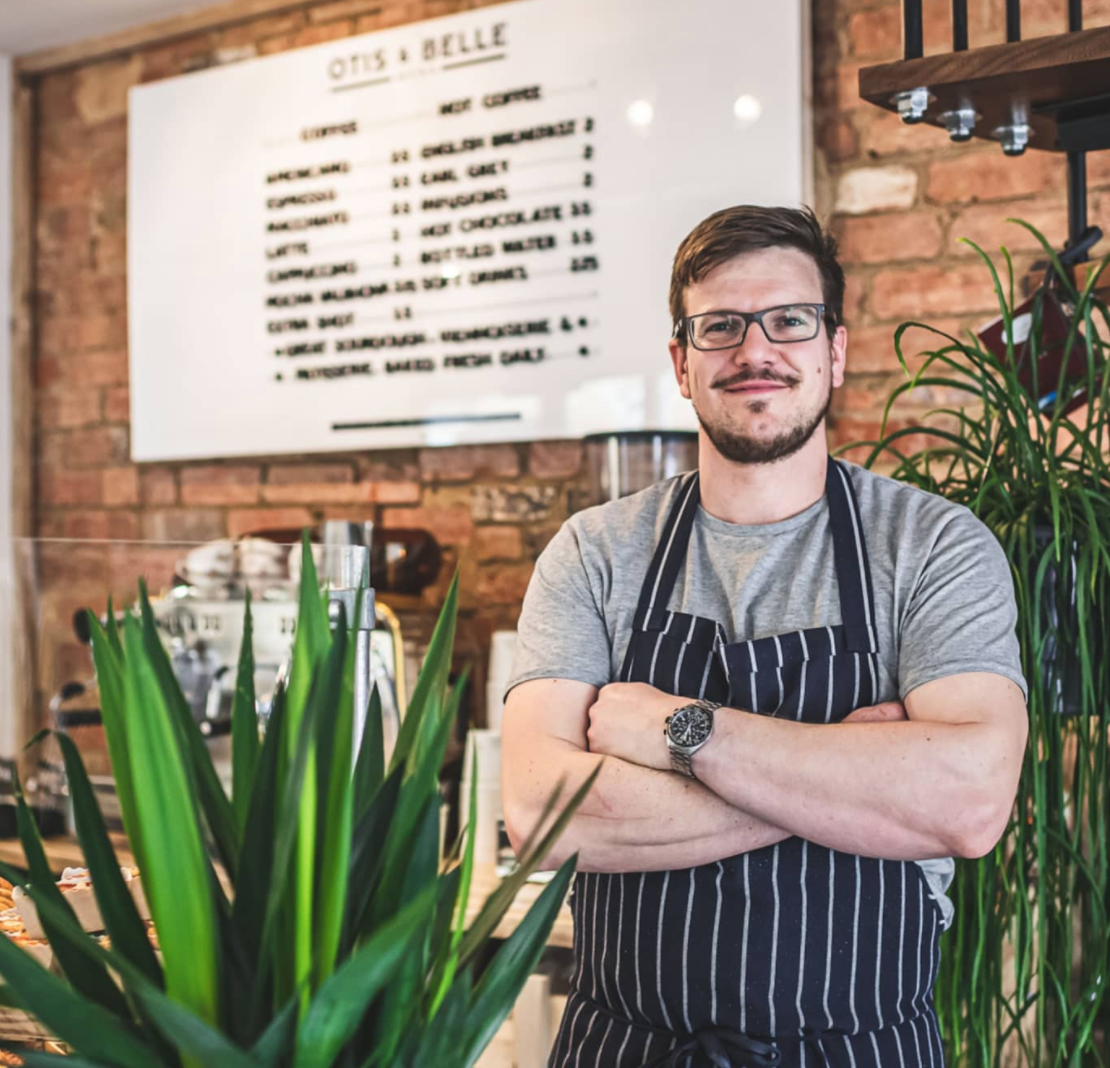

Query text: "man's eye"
[706, 318, 738, 333]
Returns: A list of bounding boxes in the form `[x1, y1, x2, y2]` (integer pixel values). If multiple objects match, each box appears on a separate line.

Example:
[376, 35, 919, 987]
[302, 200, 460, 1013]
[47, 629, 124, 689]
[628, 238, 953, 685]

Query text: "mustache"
[712, 368, 801, 390]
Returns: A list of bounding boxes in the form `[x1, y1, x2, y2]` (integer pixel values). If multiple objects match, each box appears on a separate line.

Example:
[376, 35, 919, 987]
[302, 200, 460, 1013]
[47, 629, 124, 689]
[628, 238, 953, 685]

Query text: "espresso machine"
[53, 522, 412, 815]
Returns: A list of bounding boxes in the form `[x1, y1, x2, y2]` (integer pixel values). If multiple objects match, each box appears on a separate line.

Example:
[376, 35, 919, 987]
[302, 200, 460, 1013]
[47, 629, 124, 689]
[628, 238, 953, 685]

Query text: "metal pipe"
[952, 0, 969, 50]
[904, 0, 924, 59]
[1069, 0, 1082, 31]
[1067, 150, 1088, 257]
[1006, 0, 1021, 41]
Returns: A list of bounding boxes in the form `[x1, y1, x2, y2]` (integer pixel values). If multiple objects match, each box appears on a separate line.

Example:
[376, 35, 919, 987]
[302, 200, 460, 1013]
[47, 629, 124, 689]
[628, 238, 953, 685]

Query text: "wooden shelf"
[859, 26, 1110, 153]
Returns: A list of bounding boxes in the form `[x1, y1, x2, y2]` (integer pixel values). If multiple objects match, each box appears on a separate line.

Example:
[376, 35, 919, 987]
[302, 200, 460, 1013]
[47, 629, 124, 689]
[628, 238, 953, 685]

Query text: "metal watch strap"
[670, 746, 696, 778]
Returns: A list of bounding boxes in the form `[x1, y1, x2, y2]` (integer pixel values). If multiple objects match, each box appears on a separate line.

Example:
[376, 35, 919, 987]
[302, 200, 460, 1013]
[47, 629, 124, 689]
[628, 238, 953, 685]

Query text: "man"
[501, 205, 1028, 1067]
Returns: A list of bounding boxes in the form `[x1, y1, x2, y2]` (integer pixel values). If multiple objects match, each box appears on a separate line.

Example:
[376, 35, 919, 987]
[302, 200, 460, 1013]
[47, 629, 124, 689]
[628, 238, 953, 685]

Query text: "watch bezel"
[665, 701, 717, 753]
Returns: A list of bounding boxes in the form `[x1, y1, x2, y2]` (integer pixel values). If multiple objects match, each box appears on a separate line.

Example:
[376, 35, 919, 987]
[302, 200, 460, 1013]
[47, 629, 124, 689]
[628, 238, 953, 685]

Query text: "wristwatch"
[664, 699, 721, 779]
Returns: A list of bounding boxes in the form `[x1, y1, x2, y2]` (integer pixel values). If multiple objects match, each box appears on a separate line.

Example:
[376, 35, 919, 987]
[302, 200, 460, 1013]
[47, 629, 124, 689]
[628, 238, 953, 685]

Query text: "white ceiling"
[0, 0, 216, 56]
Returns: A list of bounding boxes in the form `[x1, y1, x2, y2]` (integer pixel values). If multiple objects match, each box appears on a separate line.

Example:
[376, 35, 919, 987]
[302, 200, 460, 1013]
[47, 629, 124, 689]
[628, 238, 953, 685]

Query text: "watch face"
[670, 706, 712, 747]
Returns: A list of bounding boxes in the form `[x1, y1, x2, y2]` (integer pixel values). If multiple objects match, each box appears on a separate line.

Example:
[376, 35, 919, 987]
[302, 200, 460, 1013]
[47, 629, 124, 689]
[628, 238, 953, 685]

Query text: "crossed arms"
[501, 673, 1028, 874]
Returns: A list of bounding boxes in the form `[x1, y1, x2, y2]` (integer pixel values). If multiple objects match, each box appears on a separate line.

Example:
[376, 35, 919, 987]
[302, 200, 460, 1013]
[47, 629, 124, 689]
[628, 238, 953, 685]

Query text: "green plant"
[845, 223, 1110, 1067]
[0, 538, 595, 1066]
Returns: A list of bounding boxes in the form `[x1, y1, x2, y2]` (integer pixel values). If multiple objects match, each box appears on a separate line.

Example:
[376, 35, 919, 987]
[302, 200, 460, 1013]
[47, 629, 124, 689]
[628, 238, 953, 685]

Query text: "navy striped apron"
[551, 459, 946, 1068]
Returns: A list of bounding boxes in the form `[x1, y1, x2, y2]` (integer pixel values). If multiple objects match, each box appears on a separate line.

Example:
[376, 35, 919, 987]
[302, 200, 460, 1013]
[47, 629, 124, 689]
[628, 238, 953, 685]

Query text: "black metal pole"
[904, 0, 924, 59]
[1006, 0, 1021, 41]
[952, 0, 969, 49]
[1066, 1, 1087, 256]
[1067, 152, 1088, 253]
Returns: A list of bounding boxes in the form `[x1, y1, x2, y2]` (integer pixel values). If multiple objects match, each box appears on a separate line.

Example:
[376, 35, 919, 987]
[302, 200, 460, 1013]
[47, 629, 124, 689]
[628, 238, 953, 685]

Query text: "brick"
[870, 264, 1001, 320]
[180, 464, 262, 505]
[267, 462, 354, 485]
[828, 416, 958, 464]
[475, 564, 534, 606]
[42, 348, 128, 388]
[40, 472, 102, 507]
[847, 320, 966, 373]
[860, 110, 952, 159]
[835, 211, 944, 263]
[103, 386, 130, 423]
[290, 22, 355, 47]
[528, 441, 582, 479]
[261, 480, 420, 505]
[832, 376, 901, 415]
[39, 319, 127, 359]
[926, 150, 1063, 204]
[419, 444, 520, 482]
[848, 7, 901, 58]
[139, 468, 177, 506]
[380, 505, 473, 545]
[817, 117, 859, 163]
[358, 451, 420, 482]
[74, 57, 142, 124]
[815, 61, 870, 115]
[102, 466, 139, 507]
[142, 509, 226, 543]
[228, 507, 315, 539]
[38, 389, 102, 429]
[51, 426, 130, 469]
[61, 510, 140, 540]
[949, 202, 1068, 256]
[835, 166, 918, 214]
[842, 272, 867, 324]
[216, 11, 305, 46]
[308, 0, 383, 23]
[473, 526, 524, 562]
[139, 32, 216, 83]
[472, 485, 560, 523]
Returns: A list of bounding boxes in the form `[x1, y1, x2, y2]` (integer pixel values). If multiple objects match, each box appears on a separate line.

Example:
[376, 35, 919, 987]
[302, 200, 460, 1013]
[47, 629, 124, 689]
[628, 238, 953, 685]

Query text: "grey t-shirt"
[507, 462, 1027, 928]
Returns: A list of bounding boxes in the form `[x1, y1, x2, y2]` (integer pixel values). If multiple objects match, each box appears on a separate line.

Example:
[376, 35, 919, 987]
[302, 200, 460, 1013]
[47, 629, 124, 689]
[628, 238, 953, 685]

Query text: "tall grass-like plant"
[0, 537, 595, 1066]
[846, 224, 1110, 1067]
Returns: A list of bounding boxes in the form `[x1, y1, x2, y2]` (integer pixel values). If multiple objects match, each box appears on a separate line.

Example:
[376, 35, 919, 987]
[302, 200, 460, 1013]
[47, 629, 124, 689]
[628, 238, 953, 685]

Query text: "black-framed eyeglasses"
[674, 303, 829, 351]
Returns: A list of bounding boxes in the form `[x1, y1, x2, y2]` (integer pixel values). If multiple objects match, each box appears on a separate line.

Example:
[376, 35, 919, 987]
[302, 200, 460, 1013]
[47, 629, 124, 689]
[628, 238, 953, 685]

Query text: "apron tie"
[642, 1026, 781, 1068]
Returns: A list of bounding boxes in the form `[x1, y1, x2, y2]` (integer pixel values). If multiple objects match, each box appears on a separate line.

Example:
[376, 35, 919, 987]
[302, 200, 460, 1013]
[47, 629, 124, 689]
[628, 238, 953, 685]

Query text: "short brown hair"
[669, 205, 845, 341]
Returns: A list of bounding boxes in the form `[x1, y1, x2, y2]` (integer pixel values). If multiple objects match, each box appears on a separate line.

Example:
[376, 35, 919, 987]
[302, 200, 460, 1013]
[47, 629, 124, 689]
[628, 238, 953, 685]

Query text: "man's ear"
[669, 338, 692, 400]
[830, 324, 848, 389]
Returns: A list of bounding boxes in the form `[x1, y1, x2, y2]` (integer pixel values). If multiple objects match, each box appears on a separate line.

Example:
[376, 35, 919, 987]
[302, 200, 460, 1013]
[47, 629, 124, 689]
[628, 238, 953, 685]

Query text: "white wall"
[0, 55, 15, 759]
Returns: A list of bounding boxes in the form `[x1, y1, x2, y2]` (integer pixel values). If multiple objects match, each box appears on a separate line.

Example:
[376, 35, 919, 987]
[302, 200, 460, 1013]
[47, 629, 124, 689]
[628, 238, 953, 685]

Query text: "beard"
[695, 369, 833, 466]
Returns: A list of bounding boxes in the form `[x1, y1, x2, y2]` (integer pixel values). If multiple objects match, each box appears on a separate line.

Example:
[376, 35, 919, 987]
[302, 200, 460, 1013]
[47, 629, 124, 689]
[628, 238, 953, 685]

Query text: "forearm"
[503, 739, 790, 874]
[695, 709, 1008, 860]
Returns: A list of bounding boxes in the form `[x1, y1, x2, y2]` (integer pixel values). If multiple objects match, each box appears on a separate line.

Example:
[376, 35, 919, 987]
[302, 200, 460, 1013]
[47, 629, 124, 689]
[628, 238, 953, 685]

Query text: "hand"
[843, 700, 907, 724]
[586, 682, 681, 772]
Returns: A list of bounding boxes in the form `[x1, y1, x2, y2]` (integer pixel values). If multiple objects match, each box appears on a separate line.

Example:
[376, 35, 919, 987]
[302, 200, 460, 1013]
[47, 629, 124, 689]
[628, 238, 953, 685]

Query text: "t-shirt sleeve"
[897, 508, 1027, 700]
[504, 519, 615, 697]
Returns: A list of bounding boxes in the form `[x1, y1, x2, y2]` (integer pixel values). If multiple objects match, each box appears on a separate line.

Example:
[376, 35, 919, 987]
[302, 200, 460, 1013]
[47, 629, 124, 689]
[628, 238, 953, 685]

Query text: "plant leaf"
[292, 886, 437, 1068]
[231, 590, 260, 838]
[54, 731, 162, 986]
[0, 930, 156, 1068]
[122, 615, 221, 1031]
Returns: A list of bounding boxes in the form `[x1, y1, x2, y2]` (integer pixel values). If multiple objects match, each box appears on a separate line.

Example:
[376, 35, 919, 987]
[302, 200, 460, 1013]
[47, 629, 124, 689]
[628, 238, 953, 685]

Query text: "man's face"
[668, 247, 847, 465]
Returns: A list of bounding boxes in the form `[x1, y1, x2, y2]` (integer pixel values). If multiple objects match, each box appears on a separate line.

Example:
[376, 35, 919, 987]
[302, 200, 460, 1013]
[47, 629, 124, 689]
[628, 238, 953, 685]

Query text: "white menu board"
[128, 0, 810, 460]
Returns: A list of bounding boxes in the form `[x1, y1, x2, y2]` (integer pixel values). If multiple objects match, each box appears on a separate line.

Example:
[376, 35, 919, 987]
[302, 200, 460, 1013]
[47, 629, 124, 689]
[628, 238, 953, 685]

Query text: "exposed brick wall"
[28, 0, 1110, 725]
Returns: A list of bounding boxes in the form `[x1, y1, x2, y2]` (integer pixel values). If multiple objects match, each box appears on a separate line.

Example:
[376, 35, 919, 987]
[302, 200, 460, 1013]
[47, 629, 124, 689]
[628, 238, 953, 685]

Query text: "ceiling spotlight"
[733, 94, 763, 124]
[627, 100, 654, 127]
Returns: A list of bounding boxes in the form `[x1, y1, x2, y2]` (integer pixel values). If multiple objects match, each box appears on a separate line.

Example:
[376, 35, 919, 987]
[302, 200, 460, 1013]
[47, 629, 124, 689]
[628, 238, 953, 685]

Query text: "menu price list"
[261, 80, 602, 420]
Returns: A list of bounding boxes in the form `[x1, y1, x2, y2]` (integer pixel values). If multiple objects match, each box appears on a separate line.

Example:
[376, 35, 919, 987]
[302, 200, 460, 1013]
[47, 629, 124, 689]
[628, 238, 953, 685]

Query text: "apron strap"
[826, 459, 878, 653]
[631, 472, 701, 631]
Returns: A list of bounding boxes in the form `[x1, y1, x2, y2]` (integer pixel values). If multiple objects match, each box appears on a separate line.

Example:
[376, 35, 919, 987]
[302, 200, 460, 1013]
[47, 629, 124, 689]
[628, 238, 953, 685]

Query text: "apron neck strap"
[826, 458, 878, 652]
[632, 472, 701, 630]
